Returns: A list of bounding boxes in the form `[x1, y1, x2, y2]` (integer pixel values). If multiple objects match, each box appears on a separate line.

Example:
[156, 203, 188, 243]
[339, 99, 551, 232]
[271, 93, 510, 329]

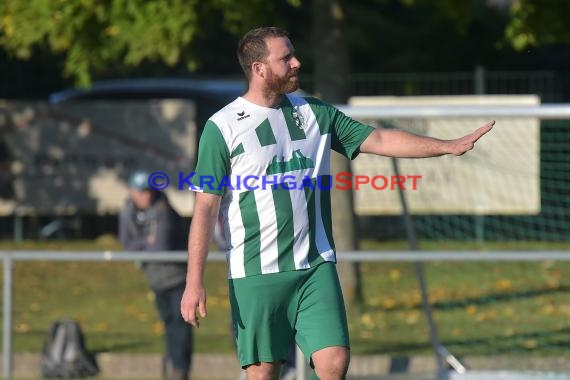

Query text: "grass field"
[1, 238, 570, 358]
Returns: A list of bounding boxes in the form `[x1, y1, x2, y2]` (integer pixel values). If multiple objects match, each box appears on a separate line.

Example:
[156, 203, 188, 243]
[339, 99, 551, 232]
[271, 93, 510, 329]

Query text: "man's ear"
[252, 62, 265, 78]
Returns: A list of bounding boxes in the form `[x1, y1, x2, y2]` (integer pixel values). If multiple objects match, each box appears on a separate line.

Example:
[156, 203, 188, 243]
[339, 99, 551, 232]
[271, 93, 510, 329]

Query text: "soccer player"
[180, 27, 493, 380]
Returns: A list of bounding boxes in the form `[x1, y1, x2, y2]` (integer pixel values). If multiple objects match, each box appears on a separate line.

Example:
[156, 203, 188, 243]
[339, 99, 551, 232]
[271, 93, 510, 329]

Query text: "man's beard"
[266, 70, 299, 94]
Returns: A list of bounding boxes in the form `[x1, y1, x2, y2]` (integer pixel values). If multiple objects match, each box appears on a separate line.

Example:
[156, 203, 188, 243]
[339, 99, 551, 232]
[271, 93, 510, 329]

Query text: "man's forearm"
[187, 224, 212, 286]
[360, 121, 494, 158]
[186, 193, 221, 286]
[361, 129, 447, 158]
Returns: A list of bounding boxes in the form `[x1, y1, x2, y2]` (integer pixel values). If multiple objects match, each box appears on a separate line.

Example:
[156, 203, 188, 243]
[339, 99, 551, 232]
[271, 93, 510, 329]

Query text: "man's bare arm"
[180, 192, 221, 327]
[360, 120, 494, 158]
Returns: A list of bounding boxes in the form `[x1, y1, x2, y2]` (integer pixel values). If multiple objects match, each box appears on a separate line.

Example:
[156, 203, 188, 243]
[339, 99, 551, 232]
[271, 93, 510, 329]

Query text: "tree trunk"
[311, 0, 362, 307]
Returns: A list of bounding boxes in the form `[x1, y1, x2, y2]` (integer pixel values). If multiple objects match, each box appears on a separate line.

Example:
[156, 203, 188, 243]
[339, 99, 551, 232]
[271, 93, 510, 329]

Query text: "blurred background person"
[119, 170, 192, 380]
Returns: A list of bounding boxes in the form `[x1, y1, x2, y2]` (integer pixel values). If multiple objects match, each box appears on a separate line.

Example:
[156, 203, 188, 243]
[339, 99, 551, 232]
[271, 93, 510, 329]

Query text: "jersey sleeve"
[330, 106, 375, 160]
[190, 120, 230, 195]
[306, 97, 374, 160]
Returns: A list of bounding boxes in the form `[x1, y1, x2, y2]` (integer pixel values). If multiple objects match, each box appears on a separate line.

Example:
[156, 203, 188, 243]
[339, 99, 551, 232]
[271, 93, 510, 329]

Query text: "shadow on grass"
[353, 326, 570, 356]
[443, 327, 570, 354]
[432, 285, 570, 311]
[364, 285, 570, 312]
[90, 338, 156, 354]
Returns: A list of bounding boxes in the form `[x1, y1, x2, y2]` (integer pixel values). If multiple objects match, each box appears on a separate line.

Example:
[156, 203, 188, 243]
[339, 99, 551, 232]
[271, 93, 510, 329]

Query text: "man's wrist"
[435, 139, 451, 155]
[187, 275, 203, 287]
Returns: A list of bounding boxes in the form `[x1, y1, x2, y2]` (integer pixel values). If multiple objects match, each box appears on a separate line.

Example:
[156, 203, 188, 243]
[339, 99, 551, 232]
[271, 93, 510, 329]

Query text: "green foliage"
[1, 0, 568, 88]
[0, 0, 205, 86]
[399, 0, 473, 34]
[208, 0, 279, 36]
[505, 0, 570, 50]
[0, 0, 303, 87]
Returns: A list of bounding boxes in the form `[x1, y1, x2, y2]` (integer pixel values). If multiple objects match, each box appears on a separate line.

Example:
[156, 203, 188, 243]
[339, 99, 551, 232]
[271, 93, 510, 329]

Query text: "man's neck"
[242, 85, 284, 108]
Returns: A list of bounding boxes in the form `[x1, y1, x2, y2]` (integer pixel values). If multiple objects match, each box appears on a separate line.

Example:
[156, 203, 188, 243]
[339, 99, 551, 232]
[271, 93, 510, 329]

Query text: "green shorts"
[229, 261, 349, 368]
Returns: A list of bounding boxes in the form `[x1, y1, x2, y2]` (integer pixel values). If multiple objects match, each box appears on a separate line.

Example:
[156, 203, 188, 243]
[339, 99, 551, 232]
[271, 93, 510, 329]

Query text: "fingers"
[199, 299, 207, 318]
[471, 120, 495, 142]
[180, 301, 193, 327]
[187, 313, 199, 328]
[182, 302, 200, 328]
[190, 319, 199, 328]
[449, 120, 494, 156]
[180, 292, 205, 328]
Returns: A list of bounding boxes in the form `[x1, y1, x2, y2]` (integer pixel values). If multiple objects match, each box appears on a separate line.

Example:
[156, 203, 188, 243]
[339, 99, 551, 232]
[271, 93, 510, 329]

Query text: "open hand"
[447, 120, 495, 156]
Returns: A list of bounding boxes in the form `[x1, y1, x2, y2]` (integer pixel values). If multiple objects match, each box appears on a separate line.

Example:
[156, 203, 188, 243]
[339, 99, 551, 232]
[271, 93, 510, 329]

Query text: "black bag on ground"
[41, 319, 99, 378]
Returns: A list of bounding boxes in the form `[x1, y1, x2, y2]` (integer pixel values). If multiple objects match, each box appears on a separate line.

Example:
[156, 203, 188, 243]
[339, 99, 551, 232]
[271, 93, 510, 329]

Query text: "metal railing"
[337, 103, 570, 119]
[3, 250, 570, 380]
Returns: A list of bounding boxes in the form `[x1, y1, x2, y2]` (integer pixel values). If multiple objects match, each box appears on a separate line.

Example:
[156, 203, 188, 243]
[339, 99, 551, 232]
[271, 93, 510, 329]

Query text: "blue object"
[128, 170, 152, 190]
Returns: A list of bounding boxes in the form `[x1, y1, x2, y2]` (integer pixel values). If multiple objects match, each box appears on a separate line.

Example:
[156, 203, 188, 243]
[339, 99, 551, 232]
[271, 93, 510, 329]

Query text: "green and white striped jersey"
[192, 94, 374, 279]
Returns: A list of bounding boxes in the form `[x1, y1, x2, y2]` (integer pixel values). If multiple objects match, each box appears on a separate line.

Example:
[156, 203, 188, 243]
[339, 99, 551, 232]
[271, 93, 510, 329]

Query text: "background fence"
[1, 66, 569, 103]
[3, 251, 570, 380]
[303, 68, 570, 103]
[1, 93, 569, 380]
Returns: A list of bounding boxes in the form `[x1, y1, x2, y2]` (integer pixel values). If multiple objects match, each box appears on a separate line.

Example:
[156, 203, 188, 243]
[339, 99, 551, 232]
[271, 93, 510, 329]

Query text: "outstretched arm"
[180, 192, 221, 328]
[359, 120, 494, 158]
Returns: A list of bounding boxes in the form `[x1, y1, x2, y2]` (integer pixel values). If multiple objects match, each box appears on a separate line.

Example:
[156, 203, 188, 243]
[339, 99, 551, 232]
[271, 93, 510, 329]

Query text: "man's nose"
[291, 56, 301, 70]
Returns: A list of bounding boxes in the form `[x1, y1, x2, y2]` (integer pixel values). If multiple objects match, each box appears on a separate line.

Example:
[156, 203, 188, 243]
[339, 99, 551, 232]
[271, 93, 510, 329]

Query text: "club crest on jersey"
[291, 110, 306, 130]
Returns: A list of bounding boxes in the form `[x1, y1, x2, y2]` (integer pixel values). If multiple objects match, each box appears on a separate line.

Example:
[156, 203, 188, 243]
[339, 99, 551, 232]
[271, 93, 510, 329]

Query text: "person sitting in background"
[119, 170, 192, 380]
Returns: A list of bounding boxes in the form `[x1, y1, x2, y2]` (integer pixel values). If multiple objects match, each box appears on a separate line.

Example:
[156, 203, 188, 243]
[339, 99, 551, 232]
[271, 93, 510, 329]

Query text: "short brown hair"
[237, 27, 290, 80]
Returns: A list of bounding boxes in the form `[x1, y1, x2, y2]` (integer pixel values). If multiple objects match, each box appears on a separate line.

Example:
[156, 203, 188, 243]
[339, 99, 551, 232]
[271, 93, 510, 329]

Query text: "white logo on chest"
[291, 109, 306, 130]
